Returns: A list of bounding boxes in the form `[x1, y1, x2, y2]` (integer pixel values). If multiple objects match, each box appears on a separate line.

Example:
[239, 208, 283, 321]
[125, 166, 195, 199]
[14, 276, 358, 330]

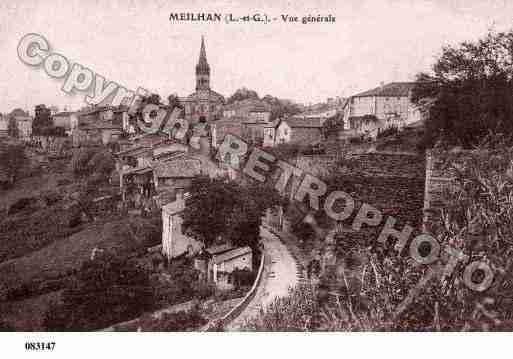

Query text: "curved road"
[225, 226, 300, 330]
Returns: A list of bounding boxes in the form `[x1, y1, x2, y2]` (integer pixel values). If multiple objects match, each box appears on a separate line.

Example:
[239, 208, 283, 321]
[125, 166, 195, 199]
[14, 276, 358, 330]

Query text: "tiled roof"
[212, 246, 252, 264]
[353, 82, 415, 98]
[153, 156, 202, 178]
[121, 166, 153, 176]
[52, 111, 74, 117]
[206, 244, 235, 255]
[284, 118, 323, 128]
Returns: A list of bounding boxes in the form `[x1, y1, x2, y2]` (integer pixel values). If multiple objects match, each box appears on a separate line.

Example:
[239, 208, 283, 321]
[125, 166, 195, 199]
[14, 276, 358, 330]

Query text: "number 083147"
[25, 342, 56, 351]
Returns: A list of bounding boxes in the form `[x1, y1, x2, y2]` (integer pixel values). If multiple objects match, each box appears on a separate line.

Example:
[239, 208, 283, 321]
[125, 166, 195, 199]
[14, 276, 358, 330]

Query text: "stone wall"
[295, 152, 425, 179]
[422, 149, 474, 235]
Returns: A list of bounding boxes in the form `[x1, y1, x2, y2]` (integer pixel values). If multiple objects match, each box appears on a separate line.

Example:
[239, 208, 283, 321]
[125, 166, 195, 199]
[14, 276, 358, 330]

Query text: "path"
[225, 226, 301, 330]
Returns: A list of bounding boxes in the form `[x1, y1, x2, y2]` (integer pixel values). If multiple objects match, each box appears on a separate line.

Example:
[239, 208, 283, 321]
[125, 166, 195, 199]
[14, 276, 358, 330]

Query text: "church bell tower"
[195, 36, 210, 91]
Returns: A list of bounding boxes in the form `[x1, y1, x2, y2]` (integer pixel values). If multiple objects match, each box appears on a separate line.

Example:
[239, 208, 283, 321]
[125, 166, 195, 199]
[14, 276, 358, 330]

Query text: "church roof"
[196, 36, 210, 74]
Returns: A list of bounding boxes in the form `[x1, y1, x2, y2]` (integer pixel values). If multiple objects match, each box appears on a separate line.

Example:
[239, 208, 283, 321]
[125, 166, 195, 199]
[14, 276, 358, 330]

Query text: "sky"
[1, 0, 513, 114]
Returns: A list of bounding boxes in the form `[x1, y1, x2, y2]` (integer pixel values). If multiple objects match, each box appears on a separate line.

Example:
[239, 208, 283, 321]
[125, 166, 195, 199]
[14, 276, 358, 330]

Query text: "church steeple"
[196, 36, 210, 91]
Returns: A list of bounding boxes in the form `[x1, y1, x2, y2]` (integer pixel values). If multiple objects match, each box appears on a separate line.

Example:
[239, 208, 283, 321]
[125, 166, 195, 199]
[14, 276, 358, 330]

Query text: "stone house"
[0, 110, 33, 139]
[262, 118, 282, 147]
[194, 244, 253, 290]
[162, 195, 204, 260]
[210, 246, 252, 290]
[275, 117, 324, 146]
[342, 82, 421, 137]
[73, 106, 126, 146]
[152, 154, 203, 198]
[210, 117, 245, 148]
[222, 99, 270, 119]
[0, 114, 8, 137]
[52, 111, 78, 136]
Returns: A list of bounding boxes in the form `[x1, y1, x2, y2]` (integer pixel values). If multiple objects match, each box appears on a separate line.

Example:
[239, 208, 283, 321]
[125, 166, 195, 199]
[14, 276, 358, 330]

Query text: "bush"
[8, 197, 40, 215]
[43, 254, 155, 331]
[377, 126, 399, 139]
[349, 136, 365, 144]
[136, 310, 207, 331]
[230, 268, 256, 288]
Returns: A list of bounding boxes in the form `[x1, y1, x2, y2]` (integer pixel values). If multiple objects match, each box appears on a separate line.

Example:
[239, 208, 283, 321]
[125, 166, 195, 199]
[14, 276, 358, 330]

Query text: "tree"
[32, 104, 53, 136]
[145, 94, 162, 105]
[412, 30, 513, 148]
[167, 94, 182, 110]
[0, 144, 28, 186]
[227, 87, 260, 104]
[7, 117, 18, 138]
[261, 95, 302, 121]
[181, 176, 285, 249]
[43, 253, 155, 331]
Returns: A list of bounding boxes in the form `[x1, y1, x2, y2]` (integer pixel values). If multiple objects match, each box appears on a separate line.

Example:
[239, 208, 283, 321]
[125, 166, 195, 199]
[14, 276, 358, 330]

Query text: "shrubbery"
[43, 253, 155, 331]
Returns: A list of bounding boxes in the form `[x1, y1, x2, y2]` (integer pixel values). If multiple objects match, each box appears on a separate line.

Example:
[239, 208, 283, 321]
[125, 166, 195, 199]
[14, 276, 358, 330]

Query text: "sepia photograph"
[1, 0, 512, 357]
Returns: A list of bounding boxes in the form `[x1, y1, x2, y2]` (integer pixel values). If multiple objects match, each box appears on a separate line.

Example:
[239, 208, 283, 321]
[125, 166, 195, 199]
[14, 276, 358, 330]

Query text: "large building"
[180, 37, 224, 123]
[342, 82, 422, 138]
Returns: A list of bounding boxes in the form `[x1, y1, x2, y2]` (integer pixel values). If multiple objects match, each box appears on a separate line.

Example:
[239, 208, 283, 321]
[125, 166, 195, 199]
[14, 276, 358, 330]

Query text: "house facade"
[211, 246, 252, 290]
[162, 196, 203, 260]
[342, 82, 420, 137]
[0, 115, 8, 137]
[73, 106, 126, 146]
[52, 111, 78, 136]
[275, 118, 324, 145]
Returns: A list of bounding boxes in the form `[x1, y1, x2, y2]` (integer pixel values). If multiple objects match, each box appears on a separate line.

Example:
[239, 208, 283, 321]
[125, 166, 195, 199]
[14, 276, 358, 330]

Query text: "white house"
[342, 82, 422, 137]
[161, 195, 203, 260]
[211, 246, 253, 290]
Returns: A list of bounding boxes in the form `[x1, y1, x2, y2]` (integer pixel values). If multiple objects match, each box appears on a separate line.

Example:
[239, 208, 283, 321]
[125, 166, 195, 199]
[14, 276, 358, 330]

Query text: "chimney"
[380, 81, 385, 88]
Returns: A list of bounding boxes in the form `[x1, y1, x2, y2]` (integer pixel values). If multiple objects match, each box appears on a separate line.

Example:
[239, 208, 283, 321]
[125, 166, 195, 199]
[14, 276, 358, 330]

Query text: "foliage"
[264, 138, 513, 331]
[43, 253, 155, 331]
[70, 147, 114, 179]
[32, 104, 60, 136]
[135, 309, 207, 331]
[412, 30, 513, 148]
[265, 142, 302, 160]
[0, 143, 28, 186]
[422, 137, 513, 330]
[154, 259, 214, 306]
[226, 87, 260, 104]
[244, 285, 321, 331]
[7, 197, 40, 215]
[167, 94, 182, 110]
[181, 176, 285, 249]
[263, 95, 302, 121]
[145, 94, 162, 105]
[230, 268, 256, 288]
[376, 126, 399, 139]
[226, 88, 302, 120]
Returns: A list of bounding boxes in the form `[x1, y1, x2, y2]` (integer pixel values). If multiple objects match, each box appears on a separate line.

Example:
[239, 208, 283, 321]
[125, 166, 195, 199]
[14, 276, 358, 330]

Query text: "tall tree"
[181, 176, 284, 249]
[227, 87, 260, 104]
[32, 104, 53, 136]
[412, 30, 513, 148]
[167, 94, 182, 110]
